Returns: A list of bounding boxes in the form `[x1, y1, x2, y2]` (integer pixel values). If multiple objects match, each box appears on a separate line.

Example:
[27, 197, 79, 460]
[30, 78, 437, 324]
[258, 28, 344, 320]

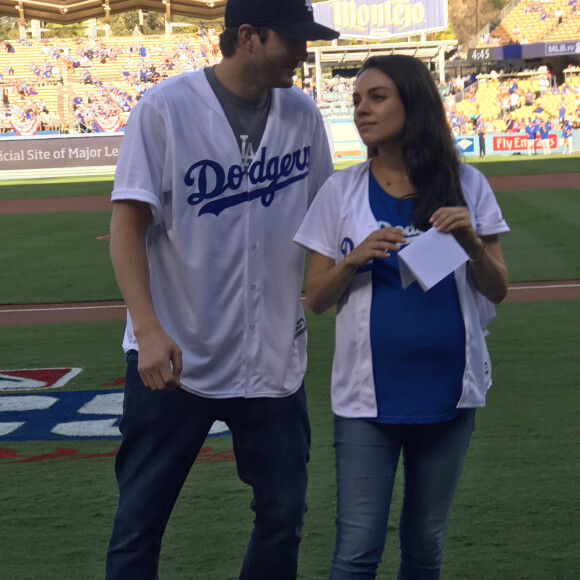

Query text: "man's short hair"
[219, 26, 270, 58]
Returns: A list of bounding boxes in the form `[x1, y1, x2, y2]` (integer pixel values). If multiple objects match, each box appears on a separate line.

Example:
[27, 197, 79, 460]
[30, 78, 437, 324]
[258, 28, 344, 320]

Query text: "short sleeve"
[294, 174, 342, 260]
[304, 102, 334, 206]
[111, 92, 168, 224]
[461, 164, 510, 238]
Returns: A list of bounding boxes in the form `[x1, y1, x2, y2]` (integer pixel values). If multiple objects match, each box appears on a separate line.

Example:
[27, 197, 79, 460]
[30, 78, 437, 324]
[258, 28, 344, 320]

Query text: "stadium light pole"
[16, 2, 26, 39]
[103, 1, 111, 25]
[475, 0, 480, 36]
[162, 0, 171, 36]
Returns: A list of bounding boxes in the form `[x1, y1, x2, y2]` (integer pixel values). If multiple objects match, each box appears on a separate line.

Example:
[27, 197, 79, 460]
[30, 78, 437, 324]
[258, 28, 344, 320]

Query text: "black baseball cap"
[225, 0, 340, 41]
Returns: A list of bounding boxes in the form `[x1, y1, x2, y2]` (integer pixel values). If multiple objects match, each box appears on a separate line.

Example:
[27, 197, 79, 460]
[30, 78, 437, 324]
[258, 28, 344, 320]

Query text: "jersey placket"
[243, 175, 264, 396]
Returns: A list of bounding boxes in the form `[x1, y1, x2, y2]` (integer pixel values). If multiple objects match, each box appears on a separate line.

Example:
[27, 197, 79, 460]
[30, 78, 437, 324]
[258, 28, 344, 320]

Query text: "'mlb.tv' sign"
[313, 0, 448, 39]
[545, 41, 580, 56]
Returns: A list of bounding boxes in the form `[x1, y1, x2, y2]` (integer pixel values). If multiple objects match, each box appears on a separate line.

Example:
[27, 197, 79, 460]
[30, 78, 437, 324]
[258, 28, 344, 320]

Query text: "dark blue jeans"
[329, 410, 476, 580]
[105, 351, 311, 580]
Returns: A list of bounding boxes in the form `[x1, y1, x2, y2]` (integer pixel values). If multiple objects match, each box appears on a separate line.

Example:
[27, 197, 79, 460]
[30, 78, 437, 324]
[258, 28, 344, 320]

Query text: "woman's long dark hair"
[357, 55, 465, 230]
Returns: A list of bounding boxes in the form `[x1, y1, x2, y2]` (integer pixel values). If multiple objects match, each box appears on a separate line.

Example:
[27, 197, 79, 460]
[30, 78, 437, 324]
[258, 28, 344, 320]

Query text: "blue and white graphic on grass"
[0, 390, 230, 441]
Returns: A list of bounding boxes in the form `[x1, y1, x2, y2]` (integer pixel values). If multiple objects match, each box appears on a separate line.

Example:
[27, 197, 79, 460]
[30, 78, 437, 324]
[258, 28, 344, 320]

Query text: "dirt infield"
[0, 195, 112, 214]
[0, 173, 578, 216]
[503, 280, 580, 302]
[0, 280, 578, 326]
[0, 171, 578, 326]
[487, 172, 580, 191]
[0, 278, 576, 326]
[0, 301, 126, 326]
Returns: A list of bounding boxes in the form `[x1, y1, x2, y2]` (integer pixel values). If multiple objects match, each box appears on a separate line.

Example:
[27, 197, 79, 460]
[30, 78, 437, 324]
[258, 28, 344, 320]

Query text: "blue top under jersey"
[368, 172, 466, 424]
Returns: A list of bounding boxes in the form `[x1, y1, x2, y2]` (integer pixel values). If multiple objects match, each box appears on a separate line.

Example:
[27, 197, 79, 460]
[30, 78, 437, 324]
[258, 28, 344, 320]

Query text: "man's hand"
[110, 200, 183, 391]
[136, 329, 183, 391]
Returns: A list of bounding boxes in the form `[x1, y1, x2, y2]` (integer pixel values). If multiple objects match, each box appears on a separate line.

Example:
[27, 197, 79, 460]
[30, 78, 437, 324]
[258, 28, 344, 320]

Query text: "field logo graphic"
[0, 368, 82, 392]
[0, 368, 230, 441]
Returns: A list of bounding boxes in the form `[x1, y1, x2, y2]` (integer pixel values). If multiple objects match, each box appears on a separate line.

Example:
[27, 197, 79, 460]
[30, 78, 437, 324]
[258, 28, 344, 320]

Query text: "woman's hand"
[429, 206, 483, 260]
[429, 207, 508, 304]
[344, 227, 407, 267]
[304, 228, 406, 315]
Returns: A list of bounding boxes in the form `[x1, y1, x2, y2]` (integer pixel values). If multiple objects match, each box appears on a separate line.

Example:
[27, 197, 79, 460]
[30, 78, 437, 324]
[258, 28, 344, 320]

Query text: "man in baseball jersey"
[561, 115, 575, 154]
[105, 1, 339, 578]
[525, 118, 537, 155]
[539, 118, 551, 155]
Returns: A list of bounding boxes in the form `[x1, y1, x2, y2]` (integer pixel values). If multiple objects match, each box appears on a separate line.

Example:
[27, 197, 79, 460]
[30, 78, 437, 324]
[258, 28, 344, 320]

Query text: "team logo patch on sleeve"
[295, 317, 307, 339]
[341, 237, 354, 257]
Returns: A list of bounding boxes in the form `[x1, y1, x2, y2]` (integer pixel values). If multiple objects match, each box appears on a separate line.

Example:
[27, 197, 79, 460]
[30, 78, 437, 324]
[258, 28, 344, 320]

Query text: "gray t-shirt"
[205, 66, 271, 170]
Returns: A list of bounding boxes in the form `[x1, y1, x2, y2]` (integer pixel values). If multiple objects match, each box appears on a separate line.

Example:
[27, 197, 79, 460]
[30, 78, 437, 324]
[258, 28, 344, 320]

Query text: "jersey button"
[250, 284, 256, 291]
[251, 243, 257, 250]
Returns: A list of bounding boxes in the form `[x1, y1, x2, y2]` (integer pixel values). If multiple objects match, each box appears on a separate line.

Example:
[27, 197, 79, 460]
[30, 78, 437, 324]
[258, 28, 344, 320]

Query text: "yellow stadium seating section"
[477, 0, 579, 45]
[0, 33, 219, 130]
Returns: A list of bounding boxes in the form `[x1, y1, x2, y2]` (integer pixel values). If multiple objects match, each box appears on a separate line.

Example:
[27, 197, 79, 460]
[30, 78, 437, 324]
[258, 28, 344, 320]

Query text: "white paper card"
[398, 228, 469, 292]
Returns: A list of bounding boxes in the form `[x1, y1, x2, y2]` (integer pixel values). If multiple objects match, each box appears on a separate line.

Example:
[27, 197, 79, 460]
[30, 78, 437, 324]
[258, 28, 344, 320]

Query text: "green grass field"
[0, 211, 120, 304]
[333, 155, 580, 176]
[0, 155, 577, 203]
[496, 188, 580, 281]
[0, 155, 579, 579]
[0, 176, 114, 200]
[0, 303, 578, 579]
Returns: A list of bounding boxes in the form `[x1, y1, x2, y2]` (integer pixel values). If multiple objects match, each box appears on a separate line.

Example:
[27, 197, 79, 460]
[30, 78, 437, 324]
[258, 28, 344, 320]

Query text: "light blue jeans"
[329, 410, 476, 580]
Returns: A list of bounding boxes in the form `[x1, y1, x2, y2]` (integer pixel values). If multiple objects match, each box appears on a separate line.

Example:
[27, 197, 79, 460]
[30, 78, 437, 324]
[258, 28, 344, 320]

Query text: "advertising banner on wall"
[313, 0, 448, 40]
[455, 136, 476, 154]
[455, 133, 564, 156]
[492, 133, 559, 154]
[468, 40, 580, 63]
[0, 134, 122, 171]
[543, 41, 580, 57]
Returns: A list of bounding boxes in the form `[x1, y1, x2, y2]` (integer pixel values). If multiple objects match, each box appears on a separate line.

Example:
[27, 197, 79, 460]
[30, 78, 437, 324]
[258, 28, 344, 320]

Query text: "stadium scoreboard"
[468, 48, 494, 62]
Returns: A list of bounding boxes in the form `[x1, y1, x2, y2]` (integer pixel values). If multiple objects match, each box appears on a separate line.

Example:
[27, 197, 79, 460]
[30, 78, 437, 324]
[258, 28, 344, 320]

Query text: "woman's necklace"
[371, 159, 407, 187]
[371, 162, 408, 190]
[370, 160, 416, 199]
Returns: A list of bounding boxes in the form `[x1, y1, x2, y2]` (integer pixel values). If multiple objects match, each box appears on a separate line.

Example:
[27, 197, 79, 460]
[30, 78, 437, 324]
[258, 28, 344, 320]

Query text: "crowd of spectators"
[299, 65, 579, 144]
[68, 78, 149, 133]
[1, 40, 16, 54]
[479, 33, 501, 46]
[1, 30, 579, 140]
[446, 74, 478, 96]
[443, 67, 580, 139]
[116, 38, 214, 88]
[0, 29, 223, 133]
[313, 76, 355, 103]
[480, 0, 579, 46]
[0, 84, 60, 132]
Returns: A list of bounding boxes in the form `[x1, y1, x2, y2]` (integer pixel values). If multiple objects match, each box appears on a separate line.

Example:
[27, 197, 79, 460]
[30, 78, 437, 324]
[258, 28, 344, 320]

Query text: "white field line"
[0, 305, 125, 314]
[2, 283, 580, 314]
[508, 283, 580, 291]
